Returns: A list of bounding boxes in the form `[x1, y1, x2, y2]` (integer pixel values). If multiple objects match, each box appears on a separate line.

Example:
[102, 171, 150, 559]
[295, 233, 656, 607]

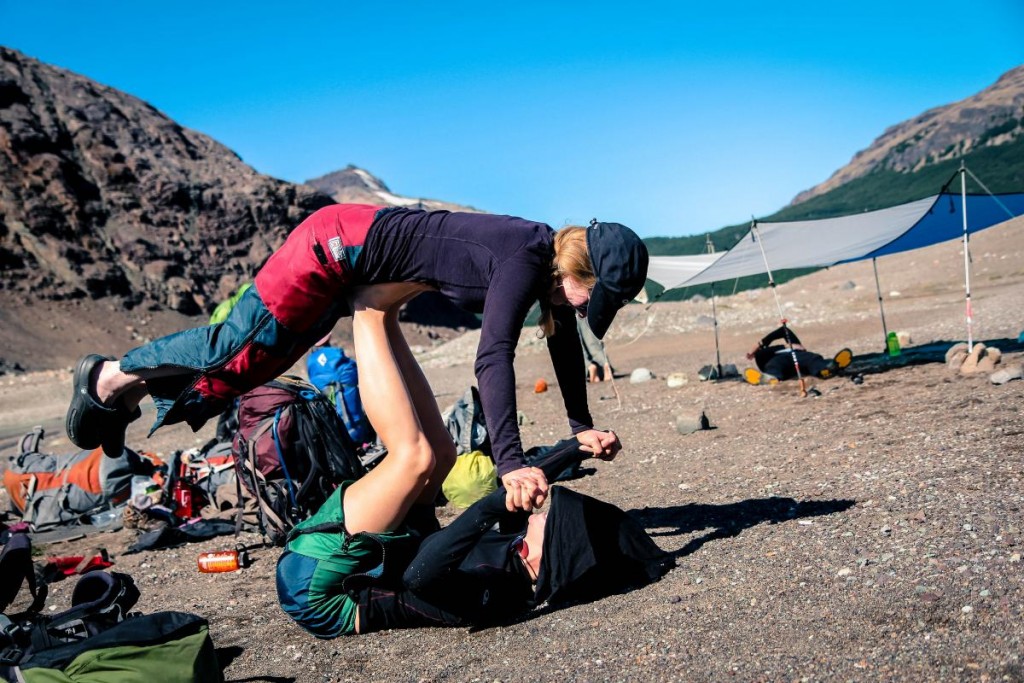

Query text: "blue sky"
[2, 1, 1022, 237]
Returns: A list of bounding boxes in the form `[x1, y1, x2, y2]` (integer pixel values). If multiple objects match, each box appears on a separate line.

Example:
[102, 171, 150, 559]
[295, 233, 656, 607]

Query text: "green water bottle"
[886, 332, 901, 357]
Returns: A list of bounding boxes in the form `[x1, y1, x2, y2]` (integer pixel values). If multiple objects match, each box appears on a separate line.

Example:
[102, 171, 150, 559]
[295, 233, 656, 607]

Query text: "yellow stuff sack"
[441, 451, 497, 509]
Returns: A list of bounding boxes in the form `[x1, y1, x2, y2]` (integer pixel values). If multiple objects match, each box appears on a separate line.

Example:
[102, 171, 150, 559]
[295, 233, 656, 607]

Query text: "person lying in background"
[744, 325, 852, 385]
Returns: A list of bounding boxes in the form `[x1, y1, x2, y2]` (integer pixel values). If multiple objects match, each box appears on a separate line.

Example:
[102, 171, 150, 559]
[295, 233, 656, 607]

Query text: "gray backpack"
[2, 427, 162, 531]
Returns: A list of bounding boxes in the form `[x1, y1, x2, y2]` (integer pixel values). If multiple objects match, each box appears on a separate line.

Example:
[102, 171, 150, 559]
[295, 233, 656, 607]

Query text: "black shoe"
[66, 355, 140, 458]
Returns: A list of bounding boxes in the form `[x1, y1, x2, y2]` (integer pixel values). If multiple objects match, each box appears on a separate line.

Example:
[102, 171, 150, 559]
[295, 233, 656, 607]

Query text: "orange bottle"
[197, 550, 243, 573]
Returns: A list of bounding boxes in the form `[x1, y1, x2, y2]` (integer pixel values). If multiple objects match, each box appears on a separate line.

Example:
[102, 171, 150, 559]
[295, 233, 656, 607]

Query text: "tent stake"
[872, 258, 889, 352]
[960, 162, 973, 352]
[750, 220, 807, 397]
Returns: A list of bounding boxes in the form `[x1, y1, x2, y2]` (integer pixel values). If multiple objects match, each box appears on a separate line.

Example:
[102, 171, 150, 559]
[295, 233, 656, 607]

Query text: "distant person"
[577, 317, 614, 382]
[65, 205, 647, 514]
[744, 325, 852, 385]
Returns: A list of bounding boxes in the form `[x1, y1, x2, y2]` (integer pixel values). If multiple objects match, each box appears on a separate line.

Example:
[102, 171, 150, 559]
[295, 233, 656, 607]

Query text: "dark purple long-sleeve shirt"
[356, 208, 593, 477]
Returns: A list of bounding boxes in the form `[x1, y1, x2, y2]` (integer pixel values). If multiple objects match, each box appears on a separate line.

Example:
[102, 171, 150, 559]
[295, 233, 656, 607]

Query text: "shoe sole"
[744, 369, 778, 386]
[66, 354, 115, 450]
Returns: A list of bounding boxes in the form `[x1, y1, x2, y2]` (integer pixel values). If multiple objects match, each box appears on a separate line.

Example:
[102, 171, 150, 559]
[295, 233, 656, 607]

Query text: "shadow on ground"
[849, 336, 1023, 376]
[631, 497, 856, 558]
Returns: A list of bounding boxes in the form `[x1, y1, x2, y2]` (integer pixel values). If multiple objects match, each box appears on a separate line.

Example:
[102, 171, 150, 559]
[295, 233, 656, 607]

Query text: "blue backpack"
[306, 346, 373, 445]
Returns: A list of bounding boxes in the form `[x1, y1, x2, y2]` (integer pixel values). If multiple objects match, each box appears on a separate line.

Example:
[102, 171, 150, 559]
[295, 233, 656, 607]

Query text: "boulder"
[975, 355, 998, 374]
[960, 343, 987, 375]
[990, 365, 1024, 385]
[945, 343, 969, 364]
[666, 373, 688, 388]
[675, 411, 711, 435]
[630, 368, 654, 384]
[942, 352, 966, 374]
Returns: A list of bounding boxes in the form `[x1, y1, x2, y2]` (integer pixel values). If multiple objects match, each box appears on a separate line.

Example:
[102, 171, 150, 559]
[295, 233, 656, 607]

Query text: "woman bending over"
[66, 205, 649, 513]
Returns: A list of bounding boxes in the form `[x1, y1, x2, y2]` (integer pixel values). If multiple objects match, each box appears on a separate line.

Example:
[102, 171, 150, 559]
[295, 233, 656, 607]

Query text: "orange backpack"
[3, 427, 164, 531]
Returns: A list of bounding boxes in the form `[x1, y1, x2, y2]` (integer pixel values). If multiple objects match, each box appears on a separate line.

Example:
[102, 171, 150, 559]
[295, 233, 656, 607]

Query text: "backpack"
[233, 376, 366, 545]
[0, 564, 221, 683]
[2, 427, 164, 532]
[306, 345, 374, 445]
[442, 386, 491, 456]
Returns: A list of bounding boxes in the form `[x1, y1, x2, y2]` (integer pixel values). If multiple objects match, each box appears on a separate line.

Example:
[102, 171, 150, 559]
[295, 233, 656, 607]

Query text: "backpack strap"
[271, 408, 299, 512]
[0, 532, 47, 617]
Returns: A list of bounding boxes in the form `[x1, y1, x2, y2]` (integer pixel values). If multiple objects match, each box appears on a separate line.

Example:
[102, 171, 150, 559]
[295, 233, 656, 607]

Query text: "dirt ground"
[1, 219, 1022, 682]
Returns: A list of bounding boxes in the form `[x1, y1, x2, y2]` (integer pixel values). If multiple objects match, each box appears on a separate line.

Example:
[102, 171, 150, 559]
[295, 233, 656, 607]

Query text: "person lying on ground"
[276, 438, 674, 637]
[65, 205, 649, 512]
[743, 325, 852, 385]
[577, 317, 615, 382]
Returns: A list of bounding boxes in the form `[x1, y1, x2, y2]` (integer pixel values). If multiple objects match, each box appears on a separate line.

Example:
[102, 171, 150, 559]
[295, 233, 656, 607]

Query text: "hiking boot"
[818, 348, 853, 379]
[743, 368, 778, 386]
[65, 355, 140, 458]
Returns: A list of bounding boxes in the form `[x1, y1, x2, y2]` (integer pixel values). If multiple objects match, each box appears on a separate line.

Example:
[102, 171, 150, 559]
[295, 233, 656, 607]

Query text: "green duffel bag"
[3, 611, 222, 683]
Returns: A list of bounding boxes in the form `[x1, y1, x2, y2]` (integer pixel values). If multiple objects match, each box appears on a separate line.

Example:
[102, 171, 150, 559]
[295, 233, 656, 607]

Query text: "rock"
[630, 368, 654, 384]
[975, 355, 998, 374]
[945, 343, 969, 364]
[960, 343, 987, 375]
[985, 347, 1002, 363]
[675, 411, 711, 435]
[947, 351, 968, 372]
[991, 365, 1023, 385]
[666, 372, 688, 388]
[889, 290, 901, 297]
[839, 280, 856, 290]
[0, 47, 337, 309]
[837, 567, 852, 577]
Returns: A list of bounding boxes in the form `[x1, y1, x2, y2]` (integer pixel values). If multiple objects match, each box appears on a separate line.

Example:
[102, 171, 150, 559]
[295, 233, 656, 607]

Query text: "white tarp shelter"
[646, 169, 1024, 361]
[647, 192, 1024, 291]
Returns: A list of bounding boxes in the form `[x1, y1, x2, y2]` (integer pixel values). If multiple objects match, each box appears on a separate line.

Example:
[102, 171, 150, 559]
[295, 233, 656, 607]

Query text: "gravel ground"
[1, 219, 1022, 682]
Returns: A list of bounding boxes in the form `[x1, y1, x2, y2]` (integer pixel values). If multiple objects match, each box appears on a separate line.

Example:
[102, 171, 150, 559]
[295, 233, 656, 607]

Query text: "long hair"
[538, 226, 596, 338]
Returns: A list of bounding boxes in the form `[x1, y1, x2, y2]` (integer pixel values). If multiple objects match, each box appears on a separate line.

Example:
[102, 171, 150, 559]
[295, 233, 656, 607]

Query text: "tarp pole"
[751, 221, 808, 397]
[872, 258, 889, 351]
[960, 162, 973, 351]
[706, 234, 723, 378]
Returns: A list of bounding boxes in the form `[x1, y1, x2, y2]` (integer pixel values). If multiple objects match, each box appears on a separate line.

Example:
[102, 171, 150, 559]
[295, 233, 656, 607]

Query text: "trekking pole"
[750, 220, 807, 397]
[959, 162, 973, 352]
[706, 234, 723, 379]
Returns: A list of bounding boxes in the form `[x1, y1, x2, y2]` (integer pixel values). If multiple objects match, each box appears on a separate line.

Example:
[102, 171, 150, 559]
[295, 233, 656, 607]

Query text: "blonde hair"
[538, 226, 596, 338]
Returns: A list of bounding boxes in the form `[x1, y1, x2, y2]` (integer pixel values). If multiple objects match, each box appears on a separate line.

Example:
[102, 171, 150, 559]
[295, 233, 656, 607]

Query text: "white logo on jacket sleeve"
[327, 237, 344, 263]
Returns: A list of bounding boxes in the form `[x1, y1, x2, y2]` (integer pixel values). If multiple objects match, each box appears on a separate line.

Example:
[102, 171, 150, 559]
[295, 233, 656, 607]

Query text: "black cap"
[585, 221, 649, 339]
[534, 487, 674, 606]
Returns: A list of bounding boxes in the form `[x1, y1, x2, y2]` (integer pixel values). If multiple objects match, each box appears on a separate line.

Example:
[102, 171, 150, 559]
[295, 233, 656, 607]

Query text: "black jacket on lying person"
[358, 440, 674, 632]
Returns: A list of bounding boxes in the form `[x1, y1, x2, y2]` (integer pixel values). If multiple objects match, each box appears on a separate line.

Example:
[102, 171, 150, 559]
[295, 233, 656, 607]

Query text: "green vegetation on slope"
[645, 135, 1024, 302]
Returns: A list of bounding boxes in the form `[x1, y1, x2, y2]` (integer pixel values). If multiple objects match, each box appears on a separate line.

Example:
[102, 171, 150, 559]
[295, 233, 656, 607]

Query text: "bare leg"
[341, 284, 451, 535]
[382, 299, 457, 504]
[94, 362, 185, 410]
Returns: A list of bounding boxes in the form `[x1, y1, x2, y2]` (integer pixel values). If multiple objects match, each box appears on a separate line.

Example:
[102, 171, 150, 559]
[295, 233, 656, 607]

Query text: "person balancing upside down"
[65, 204, 649, 515]
[743, 325, 852, 386]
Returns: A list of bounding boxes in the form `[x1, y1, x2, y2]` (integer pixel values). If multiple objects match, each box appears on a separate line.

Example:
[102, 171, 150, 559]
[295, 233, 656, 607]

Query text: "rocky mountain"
[792, 65, 1024, 205]
[306, 165, 479, 213]
[0, 46, 335, 315]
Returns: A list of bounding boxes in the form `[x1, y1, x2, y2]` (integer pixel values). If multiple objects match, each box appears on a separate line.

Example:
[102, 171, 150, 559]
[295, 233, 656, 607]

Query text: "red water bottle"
[173, 479, 193, 519]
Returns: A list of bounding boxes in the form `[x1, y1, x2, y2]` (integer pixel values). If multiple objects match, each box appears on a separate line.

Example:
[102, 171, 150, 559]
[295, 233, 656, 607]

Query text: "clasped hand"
[500, 430, 622, 512]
